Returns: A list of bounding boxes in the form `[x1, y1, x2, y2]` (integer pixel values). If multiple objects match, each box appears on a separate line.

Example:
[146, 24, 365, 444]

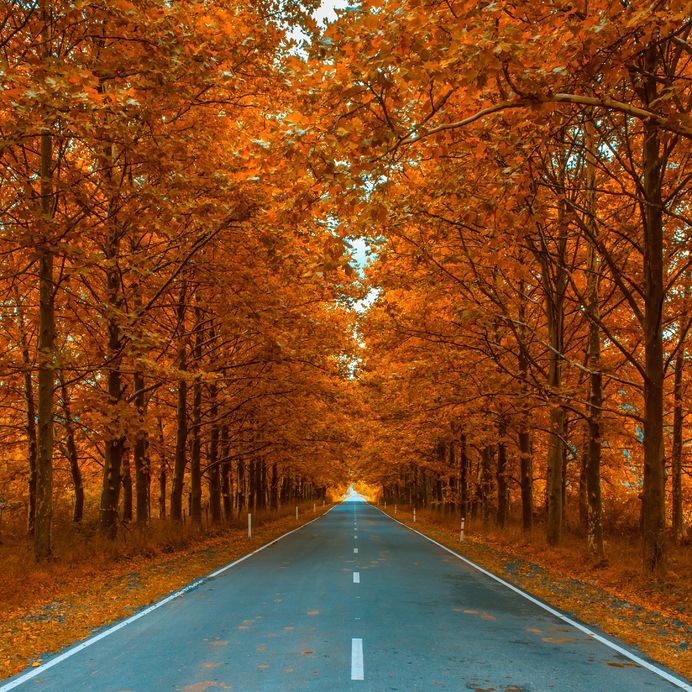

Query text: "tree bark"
[15, 288, 38, 534]
[133, 365, 149, 525]
[220, 423, 232, 520]
[121, 448, 133, 523]
[189, 303, 203, 524]
[170, 279, 188, 522]
[59, 376, 83, 523]
[99, 222, 125, 538]
[640, 43, 666, 576]
[158, 416, 166, 519]
[584, 118, 605, 562]
[545, 202, 567, 546]
[208, 384, 221, 523]
[516, 292, 533, 532]
[459, 433, 469, 519]
[35, 3, 55, 559]
[496, 415, 509, 528]
[671, 341, 686, 544]
[270, 462, 279, 511]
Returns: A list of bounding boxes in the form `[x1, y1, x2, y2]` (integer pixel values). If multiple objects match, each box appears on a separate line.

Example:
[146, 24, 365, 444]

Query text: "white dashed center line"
[351, 638, 364, 680]
[354, 548, 358, 554]
[353, 571, 360, 584]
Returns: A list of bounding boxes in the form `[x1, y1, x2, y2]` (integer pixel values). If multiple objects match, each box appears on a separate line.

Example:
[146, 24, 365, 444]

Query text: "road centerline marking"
[354, 547, 358, 553]
[351, 638, 364, 681]
[353, 571, 360, 584]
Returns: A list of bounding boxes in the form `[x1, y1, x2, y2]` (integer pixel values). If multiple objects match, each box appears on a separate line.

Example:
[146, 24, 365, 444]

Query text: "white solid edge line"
[0, 505, 337, 692]
[373, 505, 691, 692]
[351, 638, 364, 680]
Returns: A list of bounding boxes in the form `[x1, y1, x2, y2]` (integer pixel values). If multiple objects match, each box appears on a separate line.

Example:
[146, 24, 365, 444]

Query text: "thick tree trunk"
[99, 225, 125, 538]
[584, 119, 605, 562]
[640, 45, 666, 576]
[34, 6, 55, 559]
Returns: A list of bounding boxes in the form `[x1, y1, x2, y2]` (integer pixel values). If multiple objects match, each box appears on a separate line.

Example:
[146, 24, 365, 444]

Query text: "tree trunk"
[237, 457, 246, 513]
[34, 3, 55, 560]
[496, 415, 509, 528]
[640, 44, 666, 576]
[545, 205, 567, 546]
[270, 462, 279, 511]
[481, 446, 493, 527]
[459, 433, 469, 519]
[133, 365, 149, 525]
[578, 423, 589, 530]
[517, 277, 533, 532]
[220, 424, 232, 520]
[584, 118, 605, 562]
[99, 222, 125, 538]
[59, 376, 83, 523]
[208, 385, 221, 523]
[671, 342, 686, 544]
[189, 302, 203, 523]
[158, 416, 166, 519]
[121, 448, 133, 523]
[170, 280, 188, 522]
[15, 289, 38, 535]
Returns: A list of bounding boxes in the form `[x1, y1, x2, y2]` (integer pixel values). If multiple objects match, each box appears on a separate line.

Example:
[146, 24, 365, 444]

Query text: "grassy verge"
[0, 502, 331, 681]
[378, 504, 691, 681]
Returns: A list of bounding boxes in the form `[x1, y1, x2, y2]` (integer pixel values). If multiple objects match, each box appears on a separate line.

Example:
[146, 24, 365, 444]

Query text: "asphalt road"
[2, 499, 689, 691]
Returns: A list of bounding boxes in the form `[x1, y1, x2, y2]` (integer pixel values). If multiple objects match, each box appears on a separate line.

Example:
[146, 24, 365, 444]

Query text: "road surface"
[2, 499, 689, 691]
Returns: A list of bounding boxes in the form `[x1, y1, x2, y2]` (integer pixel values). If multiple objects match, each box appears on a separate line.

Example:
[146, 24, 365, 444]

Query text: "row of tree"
[0, 1, 358, 557]
[304, 0, 691, 576]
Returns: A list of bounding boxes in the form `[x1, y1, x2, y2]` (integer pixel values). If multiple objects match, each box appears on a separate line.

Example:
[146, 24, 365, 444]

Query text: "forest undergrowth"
[381, 504, 691, 680]
[0, 501, 330, 682]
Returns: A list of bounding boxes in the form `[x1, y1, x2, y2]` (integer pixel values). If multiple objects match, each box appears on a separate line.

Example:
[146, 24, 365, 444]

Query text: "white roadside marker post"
[460, 516, 465, 542]
[413, 508, 416, 523]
